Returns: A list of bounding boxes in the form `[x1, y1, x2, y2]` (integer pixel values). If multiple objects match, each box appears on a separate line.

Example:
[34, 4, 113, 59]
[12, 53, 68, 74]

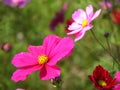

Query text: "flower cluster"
[10, 3, 102, 88]
[11, 4, 102, 85]
[10, 3, 120, 90]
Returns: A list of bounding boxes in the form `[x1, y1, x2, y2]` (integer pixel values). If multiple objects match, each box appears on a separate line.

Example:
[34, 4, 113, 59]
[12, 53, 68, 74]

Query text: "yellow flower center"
[98, 80, 107, 87]
[82, 20, 88, 27]
[38, 55, 48, 64]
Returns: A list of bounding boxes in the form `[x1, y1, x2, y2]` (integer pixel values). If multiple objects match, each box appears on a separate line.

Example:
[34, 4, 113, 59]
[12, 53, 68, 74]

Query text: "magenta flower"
[3, 0, 30, 8]
[67, 5, 101, 41]
[11, 35, 74, 82]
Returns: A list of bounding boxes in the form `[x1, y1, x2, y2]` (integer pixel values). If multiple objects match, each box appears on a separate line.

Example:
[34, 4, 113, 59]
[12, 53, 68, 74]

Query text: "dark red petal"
[88, 65, 116, 90]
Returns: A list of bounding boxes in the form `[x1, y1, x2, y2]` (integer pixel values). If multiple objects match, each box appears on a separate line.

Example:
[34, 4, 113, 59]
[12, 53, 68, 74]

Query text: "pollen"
[38, 55, 48, 64]
[82, 19, 88, 27]
[98, 80, 107, 87]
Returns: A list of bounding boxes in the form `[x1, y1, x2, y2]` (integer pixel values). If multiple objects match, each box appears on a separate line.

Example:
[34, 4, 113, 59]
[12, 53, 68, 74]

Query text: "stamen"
[38, 55, 48, 64]
[98, 80, 107, 87]
[82, 20, 88, 27]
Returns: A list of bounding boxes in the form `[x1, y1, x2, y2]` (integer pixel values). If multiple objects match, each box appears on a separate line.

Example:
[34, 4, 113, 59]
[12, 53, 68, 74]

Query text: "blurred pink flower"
[11, 35, 74, 82]
[67, 5, 101, 41]
[99, 0, 112, 10]
[3, 0, 30, 8]
[16, 88, 25, 90]
[117, 0, 120, 2]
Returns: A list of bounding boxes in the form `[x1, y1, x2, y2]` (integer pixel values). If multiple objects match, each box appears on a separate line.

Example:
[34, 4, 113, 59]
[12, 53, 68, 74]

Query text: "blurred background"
[0, 0, 120, 90]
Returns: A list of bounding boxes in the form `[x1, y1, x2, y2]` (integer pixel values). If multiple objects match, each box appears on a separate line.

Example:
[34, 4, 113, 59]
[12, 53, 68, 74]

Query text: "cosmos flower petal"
[68, 22, 82, 31]
[88, 75, 96, 83]
[12, 52, 38, 68]
[115, 71, 120, 82]
[113, 84, 120, 90]
[11, 65, 42, 82]
[48, 37, 74, 65]
[86, 5, 93, 20]
[72, 9, 87, 24]
[43, 35, 61, 56]
[82, 24, 93, 31]
[67, 29, 81, 35]
[88, 65, 116, 90]
[40, 65, 60, 80]
[74, 31, 86, 42]
[91, 9, 101, 21]
[28, 45, 45, 56]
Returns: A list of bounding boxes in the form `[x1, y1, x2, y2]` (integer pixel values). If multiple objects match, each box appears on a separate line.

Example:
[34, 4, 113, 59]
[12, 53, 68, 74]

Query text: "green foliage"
[0, 0, 120, 90]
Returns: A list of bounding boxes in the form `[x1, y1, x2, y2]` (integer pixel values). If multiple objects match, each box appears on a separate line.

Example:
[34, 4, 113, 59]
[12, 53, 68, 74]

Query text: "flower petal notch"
[11, 35, 74, 82]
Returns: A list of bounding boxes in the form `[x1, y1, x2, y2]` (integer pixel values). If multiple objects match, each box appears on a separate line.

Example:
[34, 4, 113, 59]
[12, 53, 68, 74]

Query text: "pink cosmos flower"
[3, 0, 30, 8]
[67, 5, 101, 41]
[11, 35, 74, 82]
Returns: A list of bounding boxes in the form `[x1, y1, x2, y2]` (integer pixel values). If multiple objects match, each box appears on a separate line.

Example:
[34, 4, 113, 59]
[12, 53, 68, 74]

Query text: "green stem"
[105, 37, 115, 69]
[90, 29, 120, 66]
[108, 15, 120, 62]
[106, 38, 111, 52]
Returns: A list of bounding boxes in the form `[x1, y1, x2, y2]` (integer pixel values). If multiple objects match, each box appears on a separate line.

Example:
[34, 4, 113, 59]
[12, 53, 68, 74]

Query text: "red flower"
[88, 65, 116, 90]
[65, 19, 74, 32]
[49, 3, 69, 31]
[111, 8, 120, 24]
[50, 9, 65, 31]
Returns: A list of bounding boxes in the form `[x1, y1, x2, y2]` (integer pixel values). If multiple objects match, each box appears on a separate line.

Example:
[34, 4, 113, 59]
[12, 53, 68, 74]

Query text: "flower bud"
[1, 43, 12, 52]
[50, 76, 62, 87]
[104, 32, 110, 38]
